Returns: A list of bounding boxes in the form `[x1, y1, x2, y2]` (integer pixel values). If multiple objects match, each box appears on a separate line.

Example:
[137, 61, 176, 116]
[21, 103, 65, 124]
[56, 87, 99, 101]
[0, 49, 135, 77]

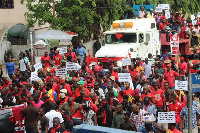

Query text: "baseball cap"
[59, 93, 66, 99]
[166, 64, 171, 67]
[77, 80, 84, 85]
[60, 89, 67, 94]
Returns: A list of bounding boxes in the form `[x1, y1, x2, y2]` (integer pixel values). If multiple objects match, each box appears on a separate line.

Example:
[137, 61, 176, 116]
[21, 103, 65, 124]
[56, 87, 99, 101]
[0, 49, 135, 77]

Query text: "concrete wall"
[0, 37, 10, 63]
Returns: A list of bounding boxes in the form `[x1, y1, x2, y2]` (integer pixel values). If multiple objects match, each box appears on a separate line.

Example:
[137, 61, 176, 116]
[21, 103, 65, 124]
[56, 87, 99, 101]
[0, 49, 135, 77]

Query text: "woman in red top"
[53, 50, 62, 66]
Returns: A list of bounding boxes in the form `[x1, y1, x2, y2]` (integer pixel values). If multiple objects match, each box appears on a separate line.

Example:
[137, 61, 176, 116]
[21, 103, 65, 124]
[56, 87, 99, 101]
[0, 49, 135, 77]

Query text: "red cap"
[154, 12, 157, 15]
[87, 83, 94, 88]
[180, 57, 184, 61]
[188, 23, 192, 26]
[192, 60, 197, 64]
[166, 64, 171, 67]
[198, 22, 200, 25]
[171, 57, 175, 61]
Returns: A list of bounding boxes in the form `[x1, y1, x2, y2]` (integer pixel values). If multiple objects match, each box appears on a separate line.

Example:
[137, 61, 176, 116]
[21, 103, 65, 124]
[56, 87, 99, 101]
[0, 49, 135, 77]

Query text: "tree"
[20, 0, 131, 41]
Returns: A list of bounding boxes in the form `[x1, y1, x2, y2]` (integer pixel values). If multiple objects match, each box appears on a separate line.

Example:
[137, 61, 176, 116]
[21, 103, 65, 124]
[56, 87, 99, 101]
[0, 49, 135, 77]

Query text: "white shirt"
[45, 110, 64, 129]
[19, 58, 28, 71]
[142, 62, 152, 78]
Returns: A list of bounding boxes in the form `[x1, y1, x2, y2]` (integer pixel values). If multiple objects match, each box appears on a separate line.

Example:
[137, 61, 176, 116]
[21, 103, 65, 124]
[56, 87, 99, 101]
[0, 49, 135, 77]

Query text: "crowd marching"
[0, 8, 200, 133]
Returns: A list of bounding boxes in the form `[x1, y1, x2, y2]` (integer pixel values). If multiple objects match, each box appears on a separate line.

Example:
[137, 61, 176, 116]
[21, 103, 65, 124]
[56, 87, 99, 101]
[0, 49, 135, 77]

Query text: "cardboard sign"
[198, 12, 200, 18]
[191, 14, 195, 20]
[56, 68, 67, 76]
[165, 10, 170, 19]
[155, 7, 162, 13]
[31, 71, 39, 81]
[122, 58, 131, 66]
[170, 33, 179, 55]
[66, 62, 76, 70]
[34, 62, 42, 71]
[158, 112, 175, 123]
[175, 80, 188, 91]
[58, 47, 67, 54]
[118, 73, 131, 82]
[158, 4, 170, 10]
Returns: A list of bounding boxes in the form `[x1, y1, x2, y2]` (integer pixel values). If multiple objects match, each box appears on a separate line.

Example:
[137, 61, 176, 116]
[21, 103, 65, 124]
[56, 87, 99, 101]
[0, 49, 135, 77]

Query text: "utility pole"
[30, 31, 34, 71]
[188, 73, 192, 133]
[53, 0, 56, 29]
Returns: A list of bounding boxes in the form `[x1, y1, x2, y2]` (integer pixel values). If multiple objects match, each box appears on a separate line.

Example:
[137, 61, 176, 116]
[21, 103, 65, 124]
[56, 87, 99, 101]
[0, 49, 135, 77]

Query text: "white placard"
[34, 62, 42, 71]
[121, 58, 131, 66]
[198, 12, 200, 18]
[165, 10, 170, 19]
[155, 7, 162, 13]
[175, 80, 188, 91]
[191, 14, 195, 20]
[31, 71, 39, 81]
[58, 47, 67, 54]
[66, 62, 76, 70]
[158, 4, 170, 10]
[56, 68, 67, 76]
[192, 20, 197, 25]
[158, 112, 175, 123]
[118, 73, 131, 82]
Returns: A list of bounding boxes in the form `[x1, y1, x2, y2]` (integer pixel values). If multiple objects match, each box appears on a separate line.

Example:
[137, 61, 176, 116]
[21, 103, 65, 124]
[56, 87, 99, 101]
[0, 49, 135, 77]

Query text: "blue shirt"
[180, 105, 200, 129]
[143, 103, 157, 115]
[49, 52, 55, 60]
[6, 62, 15, 74]
[76, 46, 86, 56]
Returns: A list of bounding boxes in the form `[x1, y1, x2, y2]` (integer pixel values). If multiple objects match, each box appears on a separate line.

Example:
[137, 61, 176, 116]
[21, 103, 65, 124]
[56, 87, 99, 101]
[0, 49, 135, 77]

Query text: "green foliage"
[21, 0, 200, 41]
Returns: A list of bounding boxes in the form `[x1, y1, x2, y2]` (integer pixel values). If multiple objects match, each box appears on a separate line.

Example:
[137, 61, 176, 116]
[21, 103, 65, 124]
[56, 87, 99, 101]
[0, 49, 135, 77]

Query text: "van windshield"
[105, 33, 137, 44]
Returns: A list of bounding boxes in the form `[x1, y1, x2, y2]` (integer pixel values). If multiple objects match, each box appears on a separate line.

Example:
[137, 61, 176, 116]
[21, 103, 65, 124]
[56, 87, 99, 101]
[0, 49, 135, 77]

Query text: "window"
[105, 33, 137, 44]
[146, 33, 150, 42]
[139, 33, 144, 43]
[151, 23, 155, 29]
[0, 0, 14, 8]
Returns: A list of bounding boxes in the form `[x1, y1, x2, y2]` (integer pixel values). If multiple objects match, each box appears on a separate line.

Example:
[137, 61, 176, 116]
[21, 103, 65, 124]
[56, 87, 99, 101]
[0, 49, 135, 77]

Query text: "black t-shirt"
[120, 121, 136, 131]
[112, 99, 119, 107]
[38, 116, 49, 132]
[48, 126, 66, 133]
[75, 96, 83, 104]
[64, 121, 73, 132]
[1, 101, 15, 108]
[122, 102, 132, 113]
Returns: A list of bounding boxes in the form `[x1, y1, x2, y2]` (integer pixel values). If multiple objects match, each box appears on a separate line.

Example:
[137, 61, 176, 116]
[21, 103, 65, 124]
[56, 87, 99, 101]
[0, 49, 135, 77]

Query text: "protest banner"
[191, 14, 195, 20]
[158, 112, 175, 123]
[34, 62, 42, 71]
[56, 68, 67, 76]
[170, 33, 179, 55]
[158, 4, 170, 10]
[118, 73, 131, 82]
[155, 7, 162, 13]
[66, 62, 77, 70]
[121, 58, 131, 66]
[165, 10, 170, 19]
[31, 71, 39, 81]
[175, 80, 188, 91]
[58, 47, 67, 54]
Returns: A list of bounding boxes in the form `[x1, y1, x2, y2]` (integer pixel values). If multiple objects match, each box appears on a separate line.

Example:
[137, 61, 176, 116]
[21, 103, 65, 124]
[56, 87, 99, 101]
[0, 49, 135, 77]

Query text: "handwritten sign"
[31, 71, 39, 81]
[191, 14, 195, 20]
[34, 62, 42, 71]
[155, 7, 162, 13]
[158, 112, 175, 123]
[158, 4, 170, 10]
[175, 80, 188, 91]
[58, 47, 67, 54]
[165, 10, 170, 19]
[56, 68, 67, 76]
[66, 62, 76, 70]
[118, 73, 131, 82]
[121, 58, 131, 66]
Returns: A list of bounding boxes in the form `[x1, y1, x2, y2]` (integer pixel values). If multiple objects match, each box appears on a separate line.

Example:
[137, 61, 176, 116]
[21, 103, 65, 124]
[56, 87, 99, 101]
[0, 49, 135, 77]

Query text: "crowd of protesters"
[0, 8, 200, 133]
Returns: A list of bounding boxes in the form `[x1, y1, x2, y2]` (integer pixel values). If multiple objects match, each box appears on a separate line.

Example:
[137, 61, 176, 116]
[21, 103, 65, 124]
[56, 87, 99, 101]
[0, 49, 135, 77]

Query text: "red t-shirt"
[118, 88, 134, 103]
[64, 84, 73, 96]
[141, 93, 155, 102]
[111, 71, 119, 81]
[53, 54, 62, 65]
[159, 22, 165, 30]
[157, 79, 167, 91]
[169, 102, 183, 124]
[129, 69, 139, 81]
[151, 89, 166, 107]
[164, 70, 179, 88]
[75, 88, 90, 98]
[41, 56, 51, 67]
[179, 62, 187, 76]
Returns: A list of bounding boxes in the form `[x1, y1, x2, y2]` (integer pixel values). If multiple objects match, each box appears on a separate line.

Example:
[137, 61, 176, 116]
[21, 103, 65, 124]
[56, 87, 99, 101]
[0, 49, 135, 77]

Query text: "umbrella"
[34, 40, 47, 46]
[8, 23, 29, 39]
[35, 29, 72, 41]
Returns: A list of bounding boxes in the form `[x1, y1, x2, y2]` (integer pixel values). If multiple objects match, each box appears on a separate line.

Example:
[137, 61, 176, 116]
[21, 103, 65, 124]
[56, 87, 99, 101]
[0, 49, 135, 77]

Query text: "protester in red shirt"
[111, 67, 119, 81]
[53, 50, 62, 66]
[75, 81, 90, 98]
[118, 82, 134, 103]
[151, 81, 166, 110]
[168, 123, 182, 133]
[168, 93, 183, 129]
[164, 64, 179, 89]
[89, 65, 95, 76]
[41, 52, 51, 67]
[179, 57, 187, 78]
[157, 74, 166, 91]
[129, 64, 139, 82]
[141, 83, 155, 102]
